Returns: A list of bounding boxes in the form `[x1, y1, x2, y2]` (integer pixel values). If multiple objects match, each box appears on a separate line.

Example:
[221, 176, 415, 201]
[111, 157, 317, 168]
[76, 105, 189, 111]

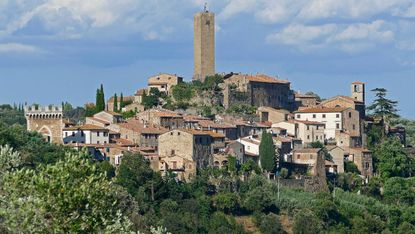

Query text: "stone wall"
[25, 105, 63, 144]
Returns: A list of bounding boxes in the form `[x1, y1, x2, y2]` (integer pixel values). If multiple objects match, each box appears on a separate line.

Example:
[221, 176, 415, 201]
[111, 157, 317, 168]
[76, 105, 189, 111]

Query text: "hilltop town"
[1, 7, 414, 234]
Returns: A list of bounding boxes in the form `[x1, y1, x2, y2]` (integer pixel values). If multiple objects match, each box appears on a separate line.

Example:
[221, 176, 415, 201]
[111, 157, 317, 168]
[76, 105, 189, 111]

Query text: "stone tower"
[351, 81, 365, 103]
[193, 5, 215, 82]
[24, 105, 64, 144]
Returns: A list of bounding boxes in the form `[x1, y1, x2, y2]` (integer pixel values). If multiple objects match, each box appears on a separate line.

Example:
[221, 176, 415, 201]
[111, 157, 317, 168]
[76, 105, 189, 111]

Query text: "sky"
[0, 0, 415, 118]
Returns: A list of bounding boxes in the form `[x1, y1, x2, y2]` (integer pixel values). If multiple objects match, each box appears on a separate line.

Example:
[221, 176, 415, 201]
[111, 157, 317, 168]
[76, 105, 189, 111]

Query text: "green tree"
[113, 93, 118, 112]
[95, 84, 106, 112]
[367, 88, 399, 125]
[0, 151, 135, 233]
[293, 211, 323, 234]
[383, 177, 415, 206]
[142, 88, 162, 110]
[374, 138, 414, 178]
[116, 153, 163, 202]
[260, 132, 276, 174]
[256, 213, 284, 234]
[212, 192, 239, 214]
[120, 93, 124, 109]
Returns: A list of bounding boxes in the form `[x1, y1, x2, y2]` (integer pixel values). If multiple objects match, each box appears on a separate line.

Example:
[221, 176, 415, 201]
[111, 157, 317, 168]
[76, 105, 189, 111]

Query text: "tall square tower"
[193, 9, 215, 82]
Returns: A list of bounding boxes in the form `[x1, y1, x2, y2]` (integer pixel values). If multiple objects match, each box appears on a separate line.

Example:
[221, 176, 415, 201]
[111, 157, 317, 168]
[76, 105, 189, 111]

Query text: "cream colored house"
[148, 73, 183, 95]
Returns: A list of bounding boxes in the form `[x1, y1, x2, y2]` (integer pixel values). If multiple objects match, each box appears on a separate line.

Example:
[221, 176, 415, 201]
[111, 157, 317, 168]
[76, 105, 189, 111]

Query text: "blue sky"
[1, 0, 415, 118]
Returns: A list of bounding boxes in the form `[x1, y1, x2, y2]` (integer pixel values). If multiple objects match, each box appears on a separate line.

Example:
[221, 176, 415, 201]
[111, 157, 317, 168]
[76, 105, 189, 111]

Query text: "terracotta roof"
[115, 138, 135, 146]
[206, 131, 226, 138]
[293, 148, 322, 154]
[119, 119, 168, 134]
[63, 124, 109, 131]
[103, 110, 122, 116]
[183, 115, 210, 122]
[180, 129, 212, 136]
[246, 74, 290, 84]
[321, 95, 363, 104]
[295, 93, 318, 99]
[245, 152, 259, 157]
[87, 117, 110, 125]
[240, 138, 261, 145]
[295, 107, 349, 113]
[352, 81, 365, 84]
[294, 120, 325, 125]
[273, 136, 292, 143]
[198, 120, 236, 129]
[107, 96, 135, 103]
[153, 110, 182, 118]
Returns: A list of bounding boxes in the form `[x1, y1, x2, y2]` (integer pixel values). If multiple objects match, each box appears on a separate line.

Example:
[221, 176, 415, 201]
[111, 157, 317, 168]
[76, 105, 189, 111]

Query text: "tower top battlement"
[24, 105, 63, 113]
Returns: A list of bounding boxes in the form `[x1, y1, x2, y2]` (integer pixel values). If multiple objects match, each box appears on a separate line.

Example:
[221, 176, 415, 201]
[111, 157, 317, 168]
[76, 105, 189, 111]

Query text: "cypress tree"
[113, 94, 118, 112]
[259, 132, 276, 173]
[120, 93, 124, 109]
[100, 84, 105, 111]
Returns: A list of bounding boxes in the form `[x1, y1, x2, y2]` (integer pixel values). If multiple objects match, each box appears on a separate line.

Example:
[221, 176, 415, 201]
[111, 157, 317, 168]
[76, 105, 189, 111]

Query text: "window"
[171, 150, 175, 155]
[313, 114, 316, 118]
[172, 161, 177, 169]
[297, 154, 300, 159]
[65, 132, 68, 137]
[307, 135, 310, 140]
[349, 112, 352, 118]
[104, 141, 107, 144]
[316, 126, 319, 130]
[97, 141, 100, 144]
[104, 132, 108, 137]
[72, 132, 75, 137]
[307, 126, 310, 130]
[297, 114, 301, 119]
[97, 132, 100, 137]
[365, 162, 369, 169]
[322, 114, 326, 118]
[336, 123, 340, 129]
[336, 114, 340, 118]
[170, 132, 173, 135]
[353, 124, 356, 130]
[178, 132, 181, 136]
[81, 131, 84, 137]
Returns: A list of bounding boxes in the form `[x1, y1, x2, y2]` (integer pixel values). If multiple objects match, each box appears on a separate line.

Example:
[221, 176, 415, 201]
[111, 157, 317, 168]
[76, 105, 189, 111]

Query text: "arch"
[39, 125, 53, 143]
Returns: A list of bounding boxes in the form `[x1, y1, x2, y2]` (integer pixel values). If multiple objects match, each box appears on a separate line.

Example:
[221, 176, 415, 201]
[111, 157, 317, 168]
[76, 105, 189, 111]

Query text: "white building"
[63, 124, 110, 145]
[294, 107, 360, 140]
[237, 136, 261, 157]
[272, 120, 325, 145]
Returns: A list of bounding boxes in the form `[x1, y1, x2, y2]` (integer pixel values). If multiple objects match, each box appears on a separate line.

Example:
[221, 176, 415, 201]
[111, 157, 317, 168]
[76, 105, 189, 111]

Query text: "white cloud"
[0, 43, 43, 54]
[267, 24, 336, 45]
[267, 20, 394, 52]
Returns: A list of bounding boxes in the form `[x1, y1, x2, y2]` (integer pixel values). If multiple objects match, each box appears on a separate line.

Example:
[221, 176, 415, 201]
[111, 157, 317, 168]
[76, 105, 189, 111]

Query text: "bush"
[293, 211, 323, 234]
[256, 213, 284, 234]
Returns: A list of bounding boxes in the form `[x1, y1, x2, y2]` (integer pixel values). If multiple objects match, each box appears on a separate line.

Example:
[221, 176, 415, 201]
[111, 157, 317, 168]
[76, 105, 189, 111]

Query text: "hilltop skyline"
[1, 1, 415, 117]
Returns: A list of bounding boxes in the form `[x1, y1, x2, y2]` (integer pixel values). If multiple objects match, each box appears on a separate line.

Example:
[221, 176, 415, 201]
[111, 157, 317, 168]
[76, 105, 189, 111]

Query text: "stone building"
[147, 73, 183, 95]
[193, 6, 215, 82]
[118, 118, 168, 149]
[222, 73, 295, 110]
[288, 148, 326, 178]
[295, 93, 319, 108]
[25, 105, 63, 144]
[257, 106, 291, 123]
[325, 145, 345, 174]
[158, 129, 213, 180]
[320, 81, 366, 119]
[136, 108, 184, 130]
[346, 148, 373, 179]
[294, 107, 360, 141]
[273, 120, 325, 145]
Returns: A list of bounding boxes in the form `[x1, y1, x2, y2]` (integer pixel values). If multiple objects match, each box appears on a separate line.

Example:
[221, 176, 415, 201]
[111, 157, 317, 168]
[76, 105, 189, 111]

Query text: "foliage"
[96, 84, 106, 113]
[279, 167, 289, 179]
[226, 104, 257, 116]
[142, 88, 165, 110]
[0, 151, 135, 233]
[293, 210, 323, 234]
[335, 172, 362, 192]
[212, 192, 239, 214]
[172, 83, 194, 102]
[383, 177, 415, 206]
[64, 106, 86, 123]
[344, 161, 360, 174]
[0, 103, 25, 126]
[392, 118, 415, 146]
[85, 102, 97, 117]
[122, 110, 137, 119]
[260, 132, 276, 173]
[113, 93, 119, 112]
[374, 138, 414, 178]
[255, 213, 284, 234]
[0, 145, 21, 179]
[367, 88, 399, 124]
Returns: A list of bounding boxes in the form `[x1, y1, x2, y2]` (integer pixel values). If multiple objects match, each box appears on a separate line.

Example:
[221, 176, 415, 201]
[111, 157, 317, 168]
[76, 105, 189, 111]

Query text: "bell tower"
[193, 3, 215, 82]
[351, 81, 365, 103]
